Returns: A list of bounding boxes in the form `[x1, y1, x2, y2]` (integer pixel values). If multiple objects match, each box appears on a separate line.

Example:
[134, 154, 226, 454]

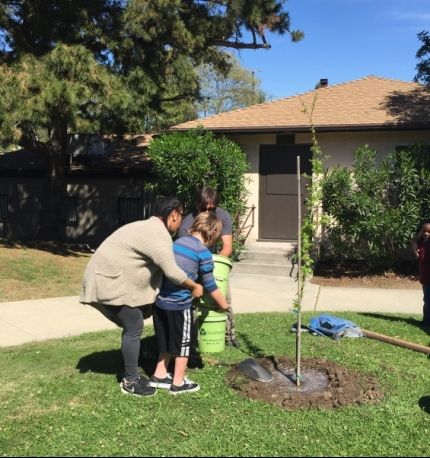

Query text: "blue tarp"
[307, 314, 363, 340]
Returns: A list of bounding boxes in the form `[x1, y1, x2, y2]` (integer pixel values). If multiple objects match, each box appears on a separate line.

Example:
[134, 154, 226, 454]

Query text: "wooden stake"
[295, 155, 302, 386]
[363, 329, 430, 355]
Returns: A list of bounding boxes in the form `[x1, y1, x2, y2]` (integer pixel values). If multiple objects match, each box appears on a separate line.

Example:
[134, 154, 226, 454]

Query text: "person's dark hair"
[154, 196, 183, 222]
[195, 187, 219, 212]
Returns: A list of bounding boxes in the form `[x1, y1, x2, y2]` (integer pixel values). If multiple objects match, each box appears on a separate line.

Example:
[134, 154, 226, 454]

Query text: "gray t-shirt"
[178, 207, 233, 252]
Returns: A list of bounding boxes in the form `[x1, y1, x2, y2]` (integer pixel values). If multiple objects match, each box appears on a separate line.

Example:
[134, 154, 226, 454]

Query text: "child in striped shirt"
[150, 212, 229, 395]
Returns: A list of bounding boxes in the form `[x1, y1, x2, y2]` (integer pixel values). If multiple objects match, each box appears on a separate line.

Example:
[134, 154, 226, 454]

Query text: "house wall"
[64, 177, 153, 245]
[229, 134, 276, 242]
[229, 130, 430, 243]
[295, 130, 430, 168]
[0, 176, 152, 245]
[0, 178, 44, 239]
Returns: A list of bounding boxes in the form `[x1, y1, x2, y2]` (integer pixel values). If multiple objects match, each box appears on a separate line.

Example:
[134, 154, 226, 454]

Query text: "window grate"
[118, 190, 157, 226]
[60, 197, 79, 226]
[118, 197, 143, 225]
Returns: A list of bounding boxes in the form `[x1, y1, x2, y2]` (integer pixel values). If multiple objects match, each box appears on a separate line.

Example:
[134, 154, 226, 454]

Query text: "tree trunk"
[38, 153, 66, 240]
[19, 135, 68, 241]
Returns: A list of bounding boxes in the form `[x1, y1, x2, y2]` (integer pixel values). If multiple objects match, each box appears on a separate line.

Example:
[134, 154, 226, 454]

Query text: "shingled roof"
[170, 76, 430, 133]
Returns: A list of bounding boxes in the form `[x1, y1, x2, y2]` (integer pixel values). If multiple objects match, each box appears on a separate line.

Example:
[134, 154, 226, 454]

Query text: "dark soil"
[311, 258, 420, 290]
[227, 356, 383, 410]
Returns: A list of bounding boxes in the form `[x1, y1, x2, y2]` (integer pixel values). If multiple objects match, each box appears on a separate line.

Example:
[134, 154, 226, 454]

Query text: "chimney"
[315, 78, 328, 89]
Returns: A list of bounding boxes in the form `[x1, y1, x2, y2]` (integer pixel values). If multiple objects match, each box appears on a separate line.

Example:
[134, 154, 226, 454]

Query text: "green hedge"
[321, 144, 430, 269]
[148, 128, 250, 254]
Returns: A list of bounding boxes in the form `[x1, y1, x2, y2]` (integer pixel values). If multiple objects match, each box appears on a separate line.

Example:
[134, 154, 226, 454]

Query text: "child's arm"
[198, 247, 229, 311]
[209, 288, 229, 312]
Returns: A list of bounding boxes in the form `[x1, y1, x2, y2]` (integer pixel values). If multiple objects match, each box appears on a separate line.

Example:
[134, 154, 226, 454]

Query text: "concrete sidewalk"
[0, 272, 423, 347]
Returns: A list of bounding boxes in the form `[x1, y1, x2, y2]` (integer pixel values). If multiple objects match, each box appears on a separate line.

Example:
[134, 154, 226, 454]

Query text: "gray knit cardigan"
[80, 217, 188, 307]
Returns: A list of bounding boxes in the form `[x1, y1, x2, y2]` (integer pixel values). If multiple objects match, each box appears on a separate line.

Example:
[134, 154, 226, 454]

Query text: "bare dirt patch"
[228, 356, 383, 410]
[310, 272, 420, 289]
[311, 259, 420, 289]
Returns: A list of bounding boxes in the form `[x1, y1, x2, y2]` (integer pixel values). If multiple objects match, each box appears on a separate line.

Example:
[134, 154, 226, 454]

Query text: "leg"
[89, 303, 144, 379]
[225, 284, 240, 347]
[88, 302, 123, 327]
[150, 307, 174, 389]
[91, 303, 155, 396]
[189, 301, 199, 355]
[423, 285, 430, 324]
[172, 356, 188, 386]
[168, 308, 199, 394]
[116, 305, 145, 381]
[153, 352, 172, 379]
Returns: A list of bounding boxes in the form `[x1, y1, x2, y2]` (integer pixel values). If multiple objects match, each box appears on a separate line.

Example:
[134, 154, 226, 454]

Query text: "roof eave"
[170, 122, 430, 134]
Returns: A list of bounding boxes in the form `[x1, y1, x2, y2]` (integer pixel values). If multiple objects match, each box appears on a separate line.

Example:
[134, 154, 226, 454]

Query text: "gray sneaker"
[120, 377, 157, 397]
[149, 373, 173, 389]
[169, 380, 200, 395]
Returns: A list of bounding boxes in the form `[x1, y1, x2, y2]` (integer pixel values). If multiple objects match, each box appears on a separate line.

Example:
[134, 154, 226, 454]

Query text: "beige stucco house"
[170, 76, 430, 242]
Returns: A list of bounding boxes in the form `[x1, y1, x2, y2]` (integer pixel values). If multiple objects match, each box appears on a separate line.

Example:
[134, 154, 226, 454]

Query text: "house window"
[0, 195, 8, 222]
[118, 190, 157, 226]
[60, 197, 79, 226]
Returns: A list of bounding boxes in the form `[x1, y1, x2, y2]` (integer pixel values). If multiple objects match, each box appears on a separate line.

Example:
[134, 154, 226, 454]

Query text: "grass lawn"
[1, 311, 429, 457]
[0, 241, 90, 302]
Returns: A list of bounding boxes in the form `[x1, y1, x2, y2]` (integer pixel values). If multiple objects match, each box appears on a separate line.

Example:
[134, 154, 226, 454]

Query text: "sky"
[233, 0, 430, 100]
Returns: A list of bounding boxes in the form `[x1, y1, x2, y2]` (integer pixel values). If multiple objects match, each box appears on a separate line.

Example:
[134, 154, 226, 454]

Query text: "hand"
[191, 283, 203, 299]
[217, 301, 229, 312]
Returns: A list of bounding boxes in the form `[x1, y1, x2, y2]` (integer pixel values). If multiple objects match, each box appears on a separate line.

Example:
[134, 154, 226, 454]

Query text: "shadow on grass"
[419, 396, 430, 414]
[358, 312, 430, 336]
[0, 238, 94, 257]
[236, 332, 269, 359]
[75, 334, 204, 381]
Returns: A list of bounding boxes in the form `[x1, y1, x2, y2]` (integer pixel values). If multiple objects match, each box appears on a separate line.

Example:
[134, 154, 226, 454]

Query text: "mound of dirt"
[228, 356, 383, 410]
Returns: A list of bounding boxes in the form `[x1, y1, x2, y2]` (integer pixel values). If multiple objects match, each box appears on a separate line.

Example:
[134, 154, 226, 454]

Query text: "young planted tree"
[0, 0, 303, 239]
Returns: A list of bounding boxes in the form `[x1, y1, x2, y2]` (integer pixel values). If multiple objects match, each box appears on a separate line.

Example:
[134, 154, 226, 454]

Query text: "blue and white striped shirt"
[155, 235, 217, 311]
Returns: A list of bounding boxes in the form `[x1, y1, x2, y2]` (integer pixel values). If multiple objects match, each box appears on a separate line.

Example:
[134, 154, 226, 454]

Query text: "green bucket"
[197, 309, 227, 353]
[199, 254, 233, 309]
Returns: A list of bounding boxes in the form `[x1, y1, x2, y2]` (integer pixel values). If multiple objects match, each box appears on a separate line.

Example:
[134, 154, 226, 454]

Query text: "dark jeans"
[423, 285, 430, 324]
[90, 303, 151, 381]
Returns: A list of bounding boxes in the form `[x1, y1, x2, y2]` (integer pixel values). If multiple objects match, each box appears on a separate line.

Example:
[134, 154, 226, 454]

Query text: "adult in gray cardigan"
[80, 196, 203, 397]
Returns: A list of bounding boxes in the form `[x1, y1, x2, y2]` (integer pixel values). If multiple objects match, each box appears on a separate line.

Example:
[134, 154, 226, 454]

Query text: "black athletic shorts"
[153, 306, 193, 357]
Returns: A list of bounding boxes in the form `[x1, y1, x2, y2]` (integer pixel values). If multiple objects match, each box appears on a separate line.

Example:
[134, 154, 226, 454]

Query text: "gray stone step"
[234, 241, 298, 276]
[244, 241, 296, 254]
[240, 251, 294, 263]
[233, 261, 297, 277]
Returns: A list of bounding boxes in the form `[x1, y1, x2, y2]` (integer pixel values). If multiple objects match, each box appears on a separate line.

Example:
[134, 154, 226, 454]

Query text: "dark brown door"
[259, 145, 312, 240]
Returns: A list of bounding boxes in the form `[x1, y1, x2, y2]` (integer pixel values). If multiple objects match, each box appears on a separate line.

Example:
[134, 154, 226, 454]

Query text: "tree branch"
[158, 92, 199, 103]
[211, 40, 271, 50]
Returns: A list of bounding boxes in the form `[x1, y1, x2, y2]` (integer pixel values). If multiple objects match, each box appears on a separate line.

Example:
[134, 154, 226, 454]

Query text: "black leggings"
[90, 303, 147, 381]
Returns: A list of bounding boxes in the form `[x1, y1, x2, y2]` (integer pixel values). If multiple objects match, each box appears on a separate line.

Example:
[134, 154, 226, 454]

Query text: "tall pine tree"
[0, 0, 302, 238]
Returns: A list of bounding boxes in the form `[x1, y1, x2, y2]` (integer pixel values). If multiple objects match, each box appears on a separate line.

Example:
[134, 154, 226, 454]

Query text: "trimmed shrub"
[321, 145, 428, 269]
[148, 128, 250, 252]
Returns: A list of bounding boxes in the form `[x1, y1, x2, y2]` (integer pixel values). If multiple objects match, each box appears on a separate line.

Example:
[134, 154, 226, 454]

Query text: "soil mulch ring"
[227, 356, 383, 410]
